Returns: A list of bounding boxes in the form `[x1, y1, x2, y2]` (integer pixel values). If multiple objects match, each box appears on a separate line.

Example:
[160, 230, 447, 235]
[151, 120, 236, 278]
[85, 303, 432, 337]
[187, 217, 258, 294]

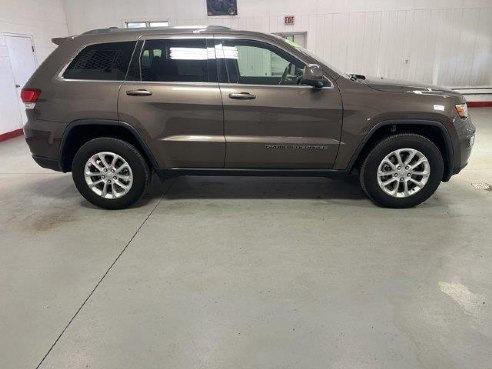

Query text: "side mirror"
[302, 64, 324, 88]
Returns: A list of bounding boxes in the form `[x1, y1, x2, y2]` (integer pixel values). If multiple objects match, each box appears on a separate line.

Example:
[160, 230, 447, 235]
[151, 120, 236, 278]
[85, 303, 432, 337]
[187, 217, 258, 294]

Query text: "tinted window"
[139, 39, 210, 82]
[218, 39, 305, 85]
[63, 42, 136, 80]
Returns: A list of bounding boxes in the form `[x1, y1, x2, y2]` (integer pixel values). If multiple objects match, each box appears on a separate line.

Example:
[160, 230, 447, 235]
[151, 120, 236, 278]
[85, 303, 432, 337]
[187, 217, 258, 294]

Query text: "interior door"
[215, 37, 343, 169]
[5, 34, 37, 126]
[118, 36, 225, 169]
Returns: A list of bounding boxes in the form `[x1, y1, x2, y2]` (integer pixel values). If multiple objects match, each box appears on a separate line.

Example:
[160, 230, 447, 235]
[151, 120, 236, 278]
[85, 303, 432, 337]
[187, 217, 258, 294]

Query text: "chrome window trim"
[57, 37, 217, 85]
[124, 81, 219, 87]
[55, 34, 334, 89]
[56, 37, 212, 83]
[218, 82, 333, 90]
[56, 80, 221, 87]
[58, 79, 125, 83]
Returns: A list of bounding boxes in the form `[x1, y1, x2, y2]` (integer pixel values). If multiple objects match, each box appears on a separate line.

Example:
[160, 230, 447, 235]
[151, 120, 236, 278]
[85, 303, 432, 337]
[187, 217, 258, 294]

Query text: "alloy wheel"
[377, 148, 430, 198]
[84, 152, 133, 199]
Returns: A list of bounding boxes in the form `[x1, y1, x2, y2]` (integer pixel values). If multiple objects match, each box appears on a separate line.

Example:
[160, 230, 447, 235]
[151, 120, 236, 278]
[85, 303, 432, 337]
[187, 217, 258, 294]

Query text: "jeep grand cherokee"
[23, 26, 476, 209]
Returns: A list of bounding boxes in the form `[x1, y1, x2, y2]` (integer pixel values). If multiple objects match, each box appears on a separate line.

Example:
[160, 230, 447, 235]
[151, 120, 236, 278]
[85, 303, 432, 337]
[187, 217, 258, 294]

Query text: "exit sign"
[284, 16, 295, 25]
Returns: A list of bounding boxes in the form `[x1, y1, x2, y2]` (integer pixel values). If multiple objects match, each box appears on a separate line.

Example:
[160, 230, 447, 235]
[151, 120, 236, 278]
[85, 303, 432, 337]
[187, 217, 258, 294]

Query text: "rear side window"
[138, 39, 211, 82]
[63, 41, 136, 80]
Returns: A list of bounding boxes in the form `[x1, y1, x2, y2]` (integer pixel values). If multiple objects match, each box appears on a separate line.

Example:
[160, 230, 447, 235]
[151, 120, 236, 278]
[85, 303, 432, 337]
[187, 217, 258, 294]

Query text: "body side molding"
[160, 167, 349, 178]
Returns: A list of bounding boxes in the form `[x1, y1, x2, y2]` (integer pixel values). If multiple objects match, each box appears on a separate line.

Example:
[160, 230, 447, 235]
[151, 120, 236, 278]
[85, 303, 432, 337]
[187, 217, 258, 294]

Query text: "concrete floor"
[0, 108, 491, 369]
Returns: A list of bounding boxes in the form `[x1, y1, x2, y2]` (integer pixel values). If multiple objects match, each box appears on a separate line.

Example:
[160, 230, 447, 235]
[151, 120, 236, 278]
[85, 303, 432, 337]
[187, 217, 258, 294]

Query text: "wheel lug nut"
[400, 177, 404, 181]
[102, 175, 105, 179]
[394, 173, 398, 177]
[405, 166, 410, 170]
[397, 166, 401, 170]
[113, 176, 117, 180]
[407, 173, 411, 177]
[108, 180, 111, 183]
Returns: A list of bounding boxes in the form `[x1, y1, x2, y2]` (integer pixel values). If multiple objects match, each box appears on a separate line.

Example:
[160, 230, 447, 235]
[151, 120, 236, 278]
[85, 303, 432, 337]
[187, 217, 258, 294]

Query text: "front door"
[215, 37, 343, 169]
[118, 36, 224, 169]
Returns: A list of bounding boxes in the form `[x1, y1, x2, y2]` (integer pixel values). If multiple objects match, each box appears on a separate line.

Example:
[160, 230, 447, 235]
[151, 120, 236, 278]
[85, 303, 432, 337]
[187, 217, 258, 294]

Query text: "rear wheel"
[72, 138, 150, 209]
[360, 134, 444, 208]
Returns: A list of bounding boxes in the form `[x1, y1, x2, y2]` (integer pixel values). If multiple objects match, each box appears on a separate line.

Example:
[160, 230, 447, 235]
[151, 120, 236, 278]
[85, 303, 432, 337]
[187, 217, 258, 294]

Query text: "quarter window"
[218, 39, 305, 85]
[139, 39, 211, 82]
[63, 42, 136, 80]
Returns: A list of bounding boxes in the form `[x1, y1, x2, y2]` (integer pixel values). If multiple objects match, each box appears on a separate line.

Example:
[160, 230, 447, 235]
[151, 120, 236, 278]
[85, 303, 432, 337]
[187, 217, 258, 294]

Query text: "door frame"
[3, 32, 38, 67]
[3, 32, 39, 128]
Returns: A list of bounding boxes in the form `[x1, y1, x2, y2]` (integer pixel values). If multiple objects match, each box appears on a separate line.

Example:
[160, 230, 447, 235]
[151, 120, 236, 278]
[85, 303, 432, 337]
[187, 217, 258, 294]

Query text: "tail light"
[20, 88, 41, 109]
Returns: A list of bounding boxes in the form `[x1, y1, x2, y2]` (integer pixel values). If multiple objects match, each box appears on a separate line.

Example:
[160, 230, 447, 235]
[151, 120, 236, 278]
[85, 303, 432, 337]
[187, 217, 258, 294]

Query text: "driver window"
[220, 39, 305, 85]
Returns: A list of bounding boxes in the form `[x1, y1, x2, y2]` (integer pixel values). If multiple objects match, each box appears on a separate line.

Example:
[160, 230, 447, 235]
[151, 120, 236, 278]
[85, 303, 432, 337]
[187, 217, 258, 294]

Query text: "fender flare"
[346, 119, 454, 180]
[59, 119, 160, 171]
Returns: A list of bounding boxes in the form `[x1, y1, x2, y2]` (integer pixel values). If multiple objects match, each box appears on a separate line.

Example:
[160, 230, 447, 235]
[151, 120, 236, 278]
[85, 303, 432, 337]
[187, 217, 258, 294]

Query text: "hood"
[360, 76, 462, 97]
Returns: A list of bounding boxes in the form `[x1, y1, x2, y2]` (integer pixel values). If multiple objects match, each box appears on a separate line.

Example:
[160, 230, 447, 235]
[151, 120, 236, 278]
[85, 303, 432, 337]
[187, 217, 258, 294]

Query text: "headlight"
[455, 103, 468, 119]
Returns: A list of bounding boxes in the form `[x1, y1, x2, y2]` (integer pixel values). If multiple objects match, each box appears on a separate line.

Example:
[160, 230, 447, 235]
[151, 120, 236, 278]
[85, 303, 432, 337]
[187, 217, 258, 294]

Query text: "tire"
[72, 138, 150, 210]
[360, 134, 444, 208]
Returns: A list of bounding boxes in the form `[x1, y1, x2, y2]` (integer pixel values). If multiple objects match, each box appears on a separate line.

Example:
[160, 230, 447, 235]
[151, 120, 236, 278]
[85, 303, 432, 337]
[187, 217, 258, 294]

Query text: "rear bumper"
[24, 118, 65, 172]
[32, 155, 61, 171]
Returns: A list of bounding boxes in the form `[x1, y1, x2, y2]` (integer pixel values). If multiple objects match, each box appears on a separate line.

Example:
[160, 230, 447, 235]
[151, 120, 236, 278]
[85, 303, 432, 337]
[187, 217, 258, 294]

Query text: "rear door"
[215, 36, 343, 169]
[118, 35, 225, 169]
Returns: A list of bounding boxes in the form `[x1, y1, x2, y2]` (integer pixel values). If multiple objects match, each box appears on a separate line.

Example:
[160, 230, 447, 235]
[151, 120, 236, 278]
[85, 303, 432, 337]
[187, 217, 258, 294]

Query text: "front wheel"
[72, 138, 150, 209]
[360, 134, 444, 208]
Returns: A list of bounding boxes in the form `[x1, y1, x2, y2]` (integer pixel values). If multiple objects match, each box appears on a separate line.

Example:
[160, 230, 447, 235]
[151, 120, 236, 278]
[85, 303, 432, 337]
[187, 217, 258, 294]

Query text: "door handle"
[15, 84, 20, 88]
[229, 92, 256, 100]
[126, 89, 152, 96]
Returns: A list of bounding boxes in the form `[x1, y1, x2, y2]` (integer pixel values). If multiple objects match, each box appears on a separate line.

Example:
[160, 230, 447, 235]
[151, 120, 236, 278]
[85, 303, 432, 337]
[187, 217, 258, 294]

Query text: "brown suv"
[23, 26, 475, 209]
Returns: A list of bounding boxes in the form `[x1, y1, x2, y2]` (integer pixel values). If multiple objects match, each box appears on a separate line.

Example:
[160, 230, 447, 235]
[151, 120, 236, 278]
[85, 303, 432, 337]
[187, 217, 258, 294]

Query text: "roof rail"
[81, 25, 231, 35]
[82, 27, 120, 35]
[203, 25, 231, 30]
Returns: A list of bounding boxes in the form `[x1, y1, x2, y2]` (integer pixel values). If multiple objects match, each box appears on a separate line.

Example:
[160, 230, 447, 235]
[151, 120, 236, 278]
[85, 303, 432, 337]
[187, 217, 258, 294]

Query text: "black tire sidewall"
[72, 138, 149, 210]
[361, 135, 444, 208]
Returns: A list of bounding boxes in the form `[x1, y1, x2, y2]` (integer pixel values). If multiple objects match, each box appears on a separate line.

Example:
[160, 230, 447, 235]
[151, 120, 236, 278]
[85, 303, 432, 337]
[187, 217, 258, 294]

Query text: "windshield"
[278, 36, 347, 78]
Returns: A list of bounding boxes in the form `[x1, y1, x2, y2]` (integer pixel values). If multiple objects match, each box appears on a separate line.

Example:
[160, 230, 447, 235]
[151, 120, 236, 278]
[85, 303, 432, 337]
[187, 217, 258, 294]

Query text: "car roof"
[52, 26, 280, 46]
[53, 25, 273, 45]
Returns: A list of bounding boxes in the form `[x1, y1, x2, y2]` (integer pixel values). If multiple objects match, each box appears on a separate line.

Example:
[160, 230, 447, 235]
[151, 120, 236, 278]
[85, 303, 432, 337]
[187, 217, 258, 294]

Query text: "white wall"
[0, 0, 68, 135]
[64, 0, 492, 88]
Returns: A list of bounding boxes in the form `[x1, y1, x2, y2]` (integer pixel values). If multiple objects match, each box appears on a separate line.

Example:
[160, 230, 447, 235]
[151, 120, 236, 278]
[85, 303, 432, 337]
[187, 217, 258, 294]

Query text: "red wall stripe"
[0, 129, 23, 142]
[468, 101, 492, 107]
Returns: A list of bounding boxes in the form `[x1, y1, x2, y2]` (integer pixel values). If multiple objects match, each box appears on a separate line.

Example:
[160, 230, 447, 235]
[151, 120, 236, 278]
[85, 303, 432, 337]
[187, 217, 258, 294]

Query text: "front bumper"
[451, 116, 476, 176]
